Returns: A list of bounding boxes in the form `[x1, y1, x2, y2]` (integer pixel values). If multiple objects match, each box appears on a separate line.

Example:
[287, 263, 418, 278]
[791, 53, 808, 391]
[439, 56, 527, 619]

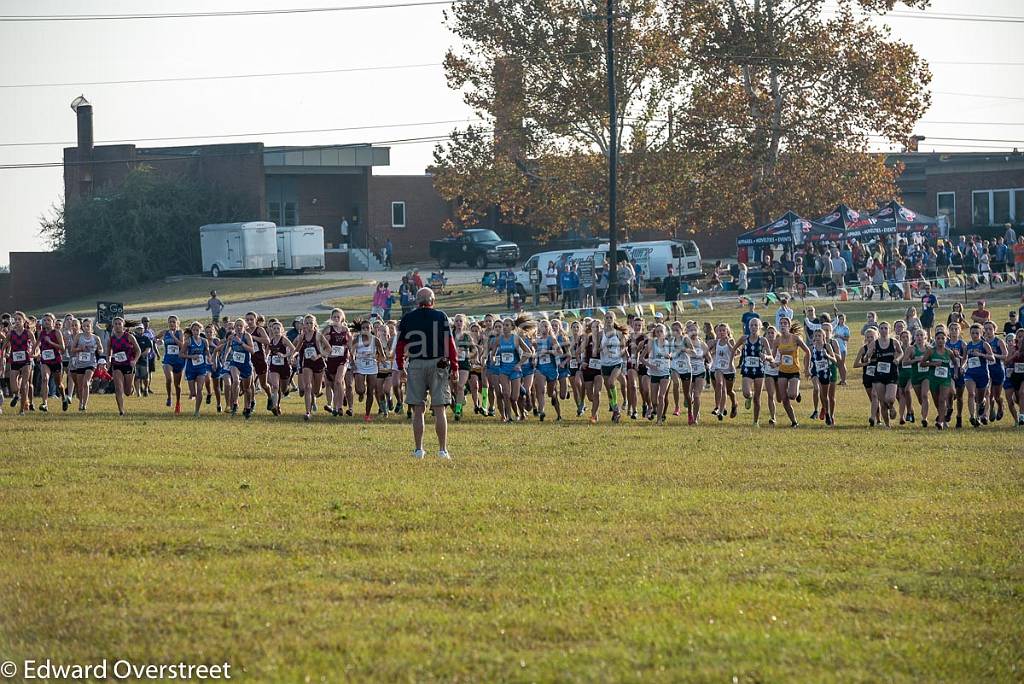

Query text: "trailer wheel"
[211, 265, 221, 278]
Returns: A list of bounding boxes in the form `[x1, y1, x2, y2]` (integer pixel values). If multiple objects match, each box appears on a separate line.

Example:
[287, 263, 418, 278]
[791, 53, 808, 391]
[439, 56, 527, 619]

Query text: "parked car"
[514, 247, 628, 297]
[429, 229, 520, 269]
[601, 239, 703, 284]
[200, 222, 277, 277]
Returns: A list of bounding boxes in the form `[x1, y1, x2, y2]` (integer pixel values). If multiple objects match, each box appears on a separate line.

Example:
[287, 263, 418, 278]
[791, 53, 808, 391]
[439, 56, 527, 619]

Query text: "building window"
[283, 201, 298, 227]
[936, 192, 955, 229]
[973, 188, 1024, 227]
[391, 201, 406, 228]
[268, 201, 282, 225]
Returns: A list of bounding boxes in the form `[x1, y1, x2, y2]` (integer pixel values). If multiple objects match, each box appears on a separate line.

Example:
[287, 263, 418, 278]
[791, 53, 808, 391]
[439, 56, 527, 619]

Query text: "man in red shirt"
[1013, 236, 1024, 275]
[971, 299, 991, 325]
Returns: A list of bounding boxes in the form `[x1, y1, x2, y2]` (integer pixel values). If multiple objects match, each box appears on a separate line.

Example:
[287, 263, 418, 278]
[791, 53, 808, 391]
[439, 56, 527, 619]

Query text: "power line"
[0, 118, 482, 148]
[919, 121, 1024, 126]
[0, 0, 481, 22]
[0, 62, 443, 89]
[933, 91, 1024, 101]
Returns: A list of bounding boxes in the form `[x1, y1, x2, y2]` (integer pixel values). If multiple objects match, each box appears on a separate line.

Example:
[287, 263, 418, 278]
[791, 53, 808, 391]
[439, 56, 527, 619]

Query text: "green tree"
[434, 0, 931, 237]
[44, 167, 250, 287]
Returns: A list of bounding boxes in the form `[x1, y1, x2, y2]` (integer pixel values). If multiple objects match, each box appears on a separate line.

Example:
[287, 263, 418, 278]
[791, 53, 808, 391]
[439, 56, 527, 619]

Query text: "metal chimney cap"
[70, 95, 90, 112]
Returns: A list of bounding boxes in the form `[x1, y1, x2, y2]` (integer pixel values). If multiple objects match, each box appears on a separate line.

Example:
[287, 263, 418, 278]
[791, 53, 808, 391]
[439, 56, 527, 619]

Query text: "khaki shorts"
[405, 358, 452, 407]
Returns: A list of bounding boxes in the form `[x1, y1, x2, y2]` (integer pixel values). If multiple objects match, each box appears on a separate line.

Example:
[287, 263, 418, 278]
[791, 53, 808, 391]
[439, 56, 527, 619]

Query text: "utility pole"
[604, 0, 619, 307]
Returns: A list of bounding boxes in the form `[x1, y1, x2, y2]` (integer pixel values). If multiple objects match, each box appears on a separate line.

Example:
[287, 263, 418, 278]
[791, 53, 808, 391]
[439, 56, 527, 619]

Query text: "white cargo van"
[276, 225, 325, 273]
[514, 247, 629, 296]
[200, 222, 277, 277]
[599, 239, 703, 283]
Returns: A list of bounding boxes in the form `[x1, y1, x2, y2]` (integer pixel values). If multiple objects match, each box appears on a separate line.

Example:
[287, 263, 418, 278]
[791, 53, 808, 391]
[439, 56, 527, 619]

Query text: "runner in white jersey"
[669, 320, 691, 418]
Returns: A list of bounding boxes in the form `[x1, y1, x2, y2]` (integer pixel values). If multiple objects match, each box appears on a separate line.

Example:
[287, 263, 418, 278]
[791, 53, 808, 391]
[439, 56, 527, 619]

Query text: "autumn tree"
[434, 0, 931, 237]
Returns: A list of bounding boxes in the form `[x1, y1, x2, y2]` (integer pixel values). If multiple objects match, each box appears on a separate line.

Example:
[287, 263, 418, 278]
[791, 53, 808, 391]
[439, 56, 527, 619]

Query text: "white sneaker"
[411, 448, 425, 459]
[438, 449, 451, 460]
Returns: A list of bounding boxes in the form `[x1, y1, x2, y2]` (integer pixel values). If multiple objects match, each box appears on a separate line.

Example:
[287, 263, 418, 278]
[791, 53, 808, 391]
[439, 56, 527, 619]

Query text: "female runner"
[982, 321, 1008, 423]
[323, 309, 352, 417]
[710, 323, 738, 421]
[808, 328, 838, 426]
[69, 317, 101, 412]
[853, 327, 879, 426]
[483, 321, 502, 418]
[225, 319, 256, 418]
[532, 318, 563, 421]
[583, 319, 604, 424]
[736, 318, 770, 426]
[296, 314, 330, 421]
[452, 315, 475, 421]
[567, 320, 586, 416]
[37, 313, 69, 412]
[350, 319, 386, 422]
[598, 311, 628, 423]
[684, 320, 711, 425]
[3, 311, 35, 415]
[963, 323, 994, 427]
[926, 329, 955, 430]
[896, 329, 916, 425]
[1005, 328, 1024, 425]
[245, 312, 272, 413]
[625, 316, 649, 420]
[773, 318, 810, 428]
[107, 316, 141, 416]
[159, 316, 186, 413]
[643, 322, 672, 423]
[761, 324, 779, 425]
[466, 321, 485, 415]
[180, 322, 212, 417]
[868, 321, 903, 428]
[945, 322, 968, 428]
[266, 320, 295, 416]
[907, 328, 932, 427]
[553, 318, 573, 408]
[669, 320, 690, 419]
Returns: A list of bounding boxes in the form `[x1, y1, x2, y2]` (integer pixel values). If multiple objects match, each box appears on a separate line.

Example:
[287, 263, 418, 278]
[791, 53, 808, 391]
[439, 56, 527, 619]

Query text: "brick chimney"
[70, 95, 93, 196]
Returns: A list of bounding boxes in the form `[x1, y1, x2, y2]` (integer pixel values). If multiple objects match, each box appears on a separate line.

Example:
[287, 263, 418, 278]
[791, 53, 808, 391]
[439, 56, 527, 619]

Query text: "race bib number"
[41, 349, 55, 361]
[569, 359, 579, 369]
[500, 352, 514, 364]
[1014, 362, 1024, 374]
[166, 344, 179, 356]
[304, 347, 317, 359]
[539, 354, 552, 366]
[876, 362, 891, 374]
[588, 358, 602, 370]
[967, 356, 981, 369]
[865, 366, 876, 376]
[113, 351, 128, 363]
[11, 351, 26, 362]
[232, 351, 246, 363]
[744, 357, 760, 368]
[331, 345, 345, 358]
[781, 354, 794, 366]
[814, 360, 828, 372]
[917, 363, 929, 373]
[78, 352, 92, 362]
[458, 349, 468, 362]
[271, 354, 286, 366]
[650, 358, 669, 373]
[933, 367, 949, 379]
[191, 355, 204, 365]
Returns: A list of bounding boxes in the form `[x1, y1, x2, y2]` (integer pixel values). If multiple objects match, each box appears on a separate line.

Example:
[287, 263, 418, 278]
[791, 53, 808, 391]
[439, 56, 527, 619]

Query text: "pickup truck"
[429, 229, 520, 269]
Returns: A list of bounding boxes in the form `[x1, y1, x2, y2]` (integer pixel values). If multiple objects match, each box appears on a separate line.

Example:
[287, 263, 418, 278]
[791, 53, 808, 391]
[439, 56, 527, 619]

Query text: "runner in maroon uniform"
[4, 311, 36, 415]
[297, 314, 330, 421]
[37, 313, 69, 412]
[245, 311, 272, 413]
[265, 320, 295, 416]
[323, 308, 351, 417]
[107, 317, 142, 416]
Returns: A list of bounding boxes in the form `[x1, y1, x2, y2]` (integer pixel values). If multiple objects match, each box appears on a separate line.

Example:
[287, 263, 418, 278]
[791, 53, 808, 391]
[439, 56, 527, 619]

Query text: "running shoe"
[206, 393, 212, 405]
[768, 418, 776, 425]
[921, 419, 928, 428]
[1017, 415, 1024, 427]
[539, 411, 545, 422]
[9, 396, 17, 407]
[687, 412, 694, 426]
[717, 411, 723, 422]
[997, 408, 1004, 421]
[819, 408, 826, 420]
[980, 414, 989, 425]
[795, 393, 802, 403]
[174, 402, 181, 415]
[62, 396, 70, 412]
[745, 396, 752, 410]
[576, 405, 585, 417]
[730, 405, 737, 419]
[267, 397, 273, 411]
[166, 397, 172, 407]
[589, 415, 598, 424]
[438, 449, 451, 460]
[411, 448, 425, 459]
[970, 416, 980, 427]
[791, 420, 799, 428]
[39, 403, 47, 413]
[304, 413, 311, 422]
[907, 412, 915, 423]
[955, 416, 963, 429]
[672, 408, 680, 417]
[811, 410, 819, 420]
[363, 414, 372, 422]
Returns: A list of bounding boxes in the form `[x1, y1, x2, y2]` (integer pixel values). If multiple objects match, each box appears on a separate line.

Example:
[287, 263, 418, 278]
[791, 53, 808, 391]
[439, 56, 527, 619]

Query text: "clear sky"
[1, 0, 1022, 266]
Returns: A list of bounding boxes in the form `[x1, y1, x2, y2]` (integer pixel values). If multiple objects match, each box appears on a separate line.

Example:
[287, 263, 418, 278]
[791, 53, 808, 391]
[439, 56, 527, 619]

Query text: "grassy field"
[42, 276, 364, 316]
[2, 292, 1022, 682]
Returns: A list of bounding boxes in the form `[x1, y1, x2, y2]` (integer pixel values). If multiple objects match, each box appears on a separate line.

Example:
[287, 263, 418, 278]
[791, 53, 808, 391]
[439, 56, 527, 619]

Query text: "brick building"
[61, 98, 455, 269]
[887, 151, 1024, 237]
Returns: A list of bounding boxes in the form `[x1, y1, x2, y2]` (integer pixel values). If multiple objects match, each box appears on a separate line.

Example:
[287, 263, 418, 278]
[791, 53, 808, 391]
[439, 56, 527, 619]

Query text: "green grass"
[1, 302, 1022, 682]
[42, 276, 365, 316]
